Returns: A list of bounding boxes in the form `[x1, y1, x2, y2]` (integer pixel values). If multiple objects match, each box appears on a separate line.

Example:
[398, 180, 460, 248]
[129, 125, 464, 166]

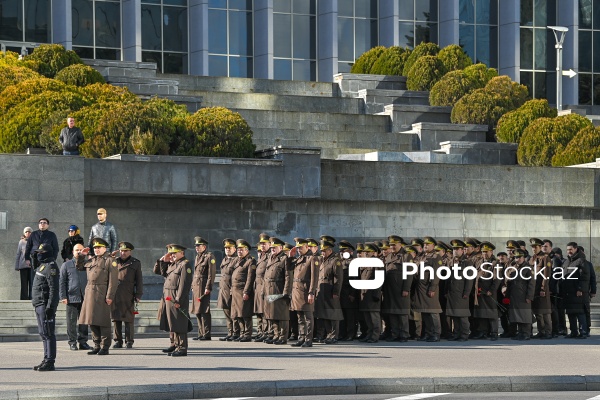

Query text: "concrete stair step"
[357, 89, 430, 114]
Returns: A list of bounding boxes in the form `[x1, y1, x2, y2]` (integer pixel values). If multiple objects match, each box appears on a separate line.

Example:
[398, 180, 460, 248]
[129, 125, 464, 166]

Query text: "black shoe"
[301, 341, 313, 347]
[324, 338, 338, 344]
[531, 333, 543, 339]
[358, 337, 368, 342]
[97, 348, 109, 355]
[70, 343, 78, 351]
[126, 343, 133, 349]
[576, 334, 587, 339]
[274, 339, 287, 345]
[228, 335, 240, 342]
[192, 336, 201, 340]
[379, 332, 390, 340]
[490, 334, 498, 341]
[112, 342, 123, 349]
[396, 337, 409, 342]
[170, 350, 187, 357]
[239, 337, 252, 342]
[417, 335, 430, 342]
[33, 360, 46, 371]
[566, 332, 579, 339]
[288, 334, 297, 341]
[313, 337, 323, 343]
[199, 335, 211, 341]
[517, 333, 530, 341]
[162, 345, 177, 353]
[499, 332, 511, 338]
[253, 337, 265, 342]
[541, 334, 553, 340]
[219, 335, 231, 342]
[456, 338, 468, 342]
[343, 336, 354, 341]
[37, 362, 55, 372]
[87, 348, 101, 355]
[264, 338, 275, 344]
[385, 336, 397, 342]
[470, 332, 485, 340]
[366, 339, 378, 343]
[291, 340, 305, 347]
[79, 343, 92, 350]
[426, 336, 440, 342]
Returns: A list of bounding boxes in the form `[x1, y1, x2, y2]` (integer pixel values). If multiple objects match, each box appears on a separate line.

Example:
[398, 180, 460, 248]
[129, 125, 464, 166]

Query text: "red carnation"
[197, 298, 201, 301]
[502, 298, 510, 305]
[165, 296, 172, 301]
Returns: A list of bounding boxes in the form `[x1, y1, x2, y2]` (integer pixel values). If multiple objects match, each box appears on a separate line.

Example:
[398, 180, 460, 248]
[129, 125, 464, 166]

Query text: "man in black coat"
[563, 242, 590, 338]
[25, 218, 59, 269]
[31, 244, 60, 371]
[578, 246, 596, 337]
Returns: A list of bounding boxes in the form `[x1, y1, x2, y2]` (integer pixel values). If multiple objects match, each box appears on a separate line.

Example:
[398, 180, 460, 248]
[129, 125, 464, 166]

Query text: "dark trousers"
[363, 311, 381, 341]
[535, 313, 552, 335]
[235, 316, 253, 339]
[568, 313, 588, 335]
[174, 332, 188, 352]
[585, 302, 592, 332]
[66, 302, 88, 345]
[255, 313, 265, 336]
[476, 317, 499, 335]
[388, 313, 409, 339]
[381, 313, 391, 336]
[113, 320, 134, 344]
[297, 310, 314, 342]
[452, 316, 470, 339]
[223, 308, 239, 336]
[195, 312, 212, 337]
[551, 297, 566, 333]
[90, 325, 111, 349]
[20, 269, 32, 300]
[323, 319, 339, 340]
[271, 320, 289, 340]
[340, 307, 358, 339]
[289, 311, 298, 337]
[35, 305, 56, 362]
[422, 312, 441, 338]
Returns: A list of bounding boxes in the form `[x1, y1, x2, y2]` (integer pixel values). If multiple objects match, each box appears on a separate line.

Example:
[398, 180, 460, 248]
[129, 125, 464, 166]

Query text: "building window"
[0, 0, 50, 44]
[208, 0, 253, 78]
[141, 0, 188, 74]
[338, 0, 378, 73]
[273, 0, 316, 81]
[578, 0, 600, 105]
[72, 0, 121, 60]
[397, 0, 438, 49]
[458, 0, 498, 69]
[519, 0, 556, 101]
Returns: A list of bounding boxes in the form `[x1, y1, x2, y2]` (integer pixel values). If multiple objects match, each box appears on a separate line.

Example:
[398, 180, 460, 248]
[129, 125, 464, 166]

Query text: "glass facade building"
[0, 0, 595, 106]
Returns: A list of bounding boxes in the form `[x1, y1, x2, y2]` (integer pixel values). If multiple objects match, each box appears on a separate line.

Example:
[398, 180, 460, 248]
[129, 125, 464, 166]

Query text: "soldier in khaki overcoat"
[505, 248, 536, 341]
[314, 238, 344, 344]
[412, 236, 442, 342]
[263, 237, 293, 344]
[190, 236, 216, 341]
[382, 236, 413, 342]
[472, 242, 501, 340]
[289, 238, 318, 347]
[76, 237, 118, 355]
[217, 239, 239, 341]
[253, 233, 271, 341]
[359, 242, 383, 343]
[529, 237, 552, 339]
[110, 241, 143, 349]
[445, 240, 473, 341]
[230, 239, 256, 341]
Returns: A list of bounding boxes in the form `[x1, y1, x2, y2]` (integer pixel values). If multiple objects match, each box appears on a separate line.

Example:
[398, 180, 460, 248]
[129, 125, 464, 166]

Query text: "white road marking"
[386, 394, 451, 400]
[211, 398, 255, 400]
[585, 396, 600, 400]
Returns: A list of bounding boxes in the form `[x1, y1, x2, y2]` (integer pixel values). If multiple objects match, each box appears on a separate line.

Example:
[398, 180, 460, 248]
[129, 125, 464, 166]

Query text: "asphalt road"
[204, 393, 600, 400]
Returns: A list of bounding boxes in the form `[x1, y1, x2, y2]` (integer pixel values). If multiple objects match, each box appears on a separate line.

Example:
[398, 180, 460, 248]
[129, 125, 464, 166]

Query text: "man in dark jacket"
[25, 218, 59, 269]
[578, 246, 596, 337]
[59, 117, 85, 155]
[59, 243, 91, 351]
[563, 242, 590, 338]
[31, 244, 60, 372]
[61, 225, 85, 262]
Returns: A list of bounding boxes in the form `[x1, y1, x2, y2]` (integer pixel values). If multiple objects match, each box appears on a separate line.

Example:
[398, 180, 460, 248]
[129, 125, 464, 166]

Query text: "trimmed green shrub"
[27, 44, 82, 78]
[496, 99, 557, 143]
[462, 63, 498, 88]
[0, 89, 90, 153]
[0, 64, 41, 92]
[437, 44, 472, 72]
[402, 42, 440, 76]
[176, 107, 255, 158]
[484, 76, 529, 110]
[350, 46, 386, 74]
[370, 46, 411, 76]
[0, 50, 42, 72]
[552, 126, 600, 166]
[0, 77, 68, 114]
[80, 83, 138, 104]
[55, 64, 105, 86]
[406, 55, 447, 91]
[429, 70, 472, 106]
[517, 113, 593, 166]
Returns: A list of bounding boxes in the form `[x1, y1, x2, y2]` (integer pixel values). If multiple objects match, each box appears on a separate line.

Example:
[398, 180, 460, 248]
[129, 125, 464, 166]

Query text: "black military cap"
[91, 237, 109, 248]
[194, 236, 208, 246]
[236, 239, 251, 249]
[380, 240, 390, 250]
[306, 238, 319, 247]
[505, 240, 518, 249]
[388, 235, 405, 245]
[258, 233, 271, 243]
[513, 248, 526, 258]
[118, 241, 134, 251]
[363, 242, 380, 253]
[270, 237, 285, 247]
[320, 240, 335, 250]
[529, 238, 543, 247]
[404, 245, 417, 255]
[480, 241, 496, 252]
[294, 237, 309, 247]
[338, 240, 355, 251]
[355, 243, 365, 253]
[465, 238, 478, 247]
[434, 243, 446, 252]
[423, 236, 437, 245]
[320, 235, 336, 243]
[517, 240, 526, 248]
[451, 239, 466, 249]
[222, 238, 236, 248]
[34, 243, 53, 253]
[283, 242, 294, 251]
[497, 252, 508, 257]
[411, 238, 424, 247]
[167, 243, 186, 253]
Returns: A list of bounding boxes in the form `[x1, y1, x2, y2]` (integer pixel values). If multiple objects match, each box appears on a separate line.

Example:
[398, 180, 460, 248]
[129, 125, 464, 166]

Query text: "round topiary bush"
[27, 44, 82, 78]
[176, 107, 255, 158]
[437, 44, 472, 72]
[517, 113, 593, 166]
[369, 46, 411, 76]
[55, 64, 105, 86]
[0, 89, 90, 153]
[450, 88, 505, 127]
[0, 77, 68, 114]
[80, 83, 139, 104]
[462, 63, 498, 88]
[552, 126, 600, 166]
[350, 46, 386, 74]
[496, 99, 557, 143]
[484, 76, 529, 110]
[406, 55, 447, 91]
[429, 70, 473, 106]
[0, 64, 41, 92]
[402, 42, 440, 76]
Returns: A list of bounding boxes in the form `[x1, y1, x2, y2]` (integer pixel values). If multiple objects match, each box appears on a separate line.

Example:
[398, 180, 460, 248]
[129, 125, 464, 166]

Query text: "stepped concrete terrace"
[358, 88, 430, 113]
[334, 73, 407, 96]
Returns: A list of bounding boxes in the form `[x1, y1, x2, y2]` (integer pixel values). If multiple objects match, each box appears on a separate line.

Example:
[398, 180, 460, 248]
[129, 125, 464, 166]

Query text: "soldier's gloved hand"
[45, 309, 55, 320]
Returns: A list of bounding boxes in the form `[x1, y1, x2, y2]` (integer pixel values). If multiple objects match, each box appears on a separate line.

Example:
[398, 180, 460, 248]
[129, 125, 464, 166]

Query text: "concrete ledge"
[194, 381, 277, 399]
[108, 384, 193, 400]
[510, 375, 587, 392]
[276, 379, 356, 397]
[434, 376, 511, 393]
[17, 387, 108, 400]
[355, 377, 435, 394]
[335, 73, 407, 96]
[586, 375, 600, 390]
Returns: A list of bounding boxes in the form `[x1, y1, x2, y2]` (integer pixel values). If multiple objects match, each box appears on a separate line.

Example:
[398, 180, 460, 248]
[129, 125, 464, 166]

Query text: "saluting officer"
[190, 236, 216, 341]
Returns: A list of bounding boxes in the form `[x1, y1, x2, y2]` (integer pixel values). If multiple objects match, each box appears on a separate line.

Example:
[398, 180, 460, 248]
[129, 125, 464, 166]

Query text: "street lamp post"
[547, 26, 568, 111]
